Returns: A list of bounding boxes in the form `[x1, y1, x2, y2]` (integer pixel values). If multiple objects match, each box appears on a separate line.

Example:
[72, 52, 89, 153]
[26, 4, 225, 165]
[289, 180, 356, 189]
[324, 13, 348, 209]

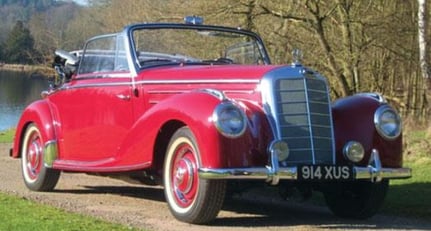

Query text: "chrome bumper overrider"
[198, 149, 411, 185]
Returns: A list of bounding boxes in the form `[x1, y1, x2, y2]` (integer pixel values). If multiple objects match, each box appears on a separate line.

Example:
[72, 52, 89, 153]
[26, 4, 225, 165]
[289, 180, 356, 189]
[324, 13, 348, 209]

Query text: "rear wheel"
[323, 180, 389, 219]
[21, 123, 60, 191]
[163, 127, 226, 224]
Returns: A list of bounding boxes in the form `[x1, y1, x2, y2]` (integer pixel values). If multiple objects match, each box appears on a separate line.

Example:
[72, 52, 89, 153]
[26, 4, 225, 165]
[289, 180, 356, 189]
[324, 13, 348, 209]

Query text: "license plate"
[298, 165, 352, 181]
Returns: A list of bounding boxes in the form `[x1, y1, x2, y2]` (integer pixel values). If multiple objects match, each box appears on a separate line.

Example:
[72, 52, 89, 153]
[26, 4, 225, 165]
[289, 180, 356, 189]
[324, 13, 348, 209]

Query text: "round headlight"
[374, 105, 402, 140]
[343, 141, 364, 163]
[213, 101, 247, 138]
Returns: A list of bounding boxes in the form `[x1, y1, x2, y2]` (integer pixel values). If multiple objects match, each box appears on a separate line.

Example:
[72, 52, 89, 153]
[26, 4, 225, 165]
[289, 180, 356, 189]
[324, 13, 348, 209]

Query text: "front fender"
[332, 94, 403, 168]
[11, 100, 56, 158]
[117, 91, 226, 168]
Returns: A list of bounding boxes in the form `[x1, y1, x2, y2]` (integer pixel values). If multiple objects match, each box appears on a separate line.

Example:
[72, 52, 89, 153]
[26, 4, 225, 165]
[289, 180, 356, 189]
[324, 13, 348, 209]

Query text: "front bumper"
[199, 149, 411, 185]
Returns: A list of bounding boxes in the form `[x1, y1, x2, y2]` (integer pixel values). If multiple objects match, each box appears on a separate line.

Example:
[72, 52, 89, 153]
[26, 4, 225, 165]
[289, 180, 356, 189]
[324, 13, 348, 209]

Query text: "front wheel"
[163, 127, 226, 224]
[21, 123, 60, 191]
[323, 180, 389, 219]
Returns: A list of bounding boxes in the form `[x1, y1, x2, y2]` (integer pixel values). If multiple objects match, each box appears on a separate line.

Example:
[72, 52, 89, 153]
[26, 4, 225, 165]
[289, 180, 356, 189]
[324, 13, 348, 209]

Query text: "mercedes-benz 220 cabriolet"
[10, 16, 411, 224]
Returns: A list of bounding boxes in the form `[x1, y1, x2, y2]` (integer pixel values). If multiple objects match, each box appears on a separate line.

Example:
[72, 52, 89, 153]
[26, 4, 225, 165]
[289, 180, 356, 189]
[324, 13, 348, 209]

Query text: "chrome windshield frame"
[123, 23, 271, 73]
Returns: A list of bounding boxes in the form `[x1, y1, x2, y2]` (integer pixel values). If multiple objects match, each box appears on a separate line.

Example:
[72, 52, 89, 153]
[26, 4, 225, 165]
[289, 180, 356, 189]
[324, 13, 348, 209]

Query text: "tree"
[29, 2, 80, 63]
[418, 0, 429, 79]
[3, 20, 36, 64]
[417, 0, 430, 119]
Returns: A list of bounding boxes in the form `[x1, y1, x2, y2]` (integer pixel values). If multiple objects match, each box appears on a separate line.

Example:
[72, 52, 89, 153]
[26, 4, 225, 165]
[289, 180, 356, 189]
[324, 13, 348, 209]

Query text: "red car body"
[10, 17, 411, 224]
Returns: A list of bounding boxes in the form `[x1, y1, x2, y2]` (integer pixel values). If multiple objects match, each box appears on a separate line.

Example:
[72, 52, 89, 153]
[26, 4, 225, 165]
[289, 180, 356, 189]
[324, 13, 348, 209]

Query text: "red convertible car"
[11, 16, 411, 224]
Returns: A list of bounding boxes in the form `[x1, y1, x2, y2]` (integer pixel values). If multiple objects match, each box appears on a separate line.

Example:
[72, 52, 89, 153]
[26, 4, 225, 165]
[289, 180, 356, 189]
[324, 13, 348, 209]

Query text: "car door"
[50, 34, 134, 162]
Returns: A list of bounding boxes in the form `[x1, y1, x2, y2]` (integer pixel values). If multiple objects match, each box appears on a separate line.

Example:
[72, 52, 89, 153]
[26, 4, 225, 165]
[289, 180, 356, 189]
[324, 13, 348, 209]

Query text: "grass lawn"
[382, 127, 431, 219]
[0, 128, 15, 143]
[383, 159, 431, 219]
[0, 193, 140, 231]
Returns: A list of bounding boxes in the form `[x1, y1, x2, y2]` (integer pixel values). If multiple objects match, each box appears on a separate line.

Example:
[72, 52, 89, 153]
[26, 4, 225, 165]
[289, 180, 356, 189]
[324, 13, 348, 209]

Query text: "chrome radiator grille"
[274, 76, 334, 164]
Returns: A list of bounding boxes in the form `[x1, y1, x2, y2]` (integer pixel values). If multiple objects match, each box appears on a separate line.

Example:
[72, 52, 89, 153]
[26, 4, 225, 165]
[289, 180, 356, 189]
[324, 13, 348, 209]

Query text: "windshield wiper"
[201, 58, 234, 64]
[140, 58, 178, 65]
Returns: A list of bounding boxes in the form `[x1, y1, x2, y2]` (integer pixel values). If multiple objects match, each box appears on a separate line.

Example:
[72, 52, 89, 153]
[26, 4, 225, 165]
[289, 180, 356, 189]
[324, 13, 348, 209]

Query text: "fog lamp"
[270, 140, 289, 162]
[343, 141, 365, 163]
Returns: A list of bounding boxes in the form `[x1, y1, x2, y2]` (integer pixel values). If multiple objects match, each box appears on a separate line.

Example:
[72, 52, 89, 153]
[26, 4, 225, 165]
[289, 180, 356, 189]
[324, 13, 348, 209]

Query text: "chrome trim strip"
[147, 90, 187, 94]
[76, 73, 132, 79]
[322, 76, 336, 165]
[197, 89, 226, 101]
[260, 76, 280, 140]
[55, 78, 259, 92]
[198, 149, 411, 183]
[53, 161, 152, 172]
[356, 92, 387, 104]
[134, 79, 260, 85]
[57, 82, 132, 92]
[147, 89, 255, 95]
[43, 140, 58, 168]
[302, 77, 316, 164]
[199, 167, 297, 180]
[354, 167, 411, 181]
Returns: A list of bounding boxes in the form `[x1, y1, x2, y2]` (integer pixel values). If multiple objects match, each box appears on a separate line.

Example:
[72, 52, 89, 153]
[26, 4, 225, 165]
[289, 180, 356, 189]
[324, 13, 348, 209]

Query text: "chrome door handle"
[116, 94, 131, 101]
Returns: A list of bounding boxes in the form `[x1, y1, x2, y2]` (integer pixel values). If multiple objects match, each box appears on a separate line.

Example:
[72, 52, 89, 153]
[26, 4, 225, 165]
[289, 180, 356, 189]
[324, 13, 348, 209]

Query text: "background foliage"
[0, 0, 430, 120]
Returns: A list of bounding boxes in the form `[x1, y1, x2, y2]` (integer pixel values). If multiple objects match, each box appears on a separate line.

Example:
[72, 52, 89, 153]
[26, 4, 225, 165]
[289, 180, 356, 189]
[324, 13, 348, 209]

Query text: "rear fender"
[11, 100, 56, 158]
[117, 91, 225, 168]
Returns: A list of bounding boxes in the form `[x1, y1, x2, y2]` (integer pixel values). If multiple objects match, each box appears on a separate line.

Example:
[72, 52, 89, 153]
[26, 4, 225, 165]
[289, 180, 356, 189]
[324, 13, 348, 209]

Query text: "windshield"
[132, 27, 266, 68]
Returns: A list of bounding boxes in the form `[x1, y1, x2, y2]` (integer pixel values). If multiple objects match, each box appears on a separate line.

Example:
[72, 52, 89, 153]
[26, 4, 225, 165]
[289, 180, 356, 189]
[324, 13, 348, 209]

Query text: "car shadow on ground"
[52, 183, 431, 230]
[53, 185, 166, 202]
[216, 196, 430, 230]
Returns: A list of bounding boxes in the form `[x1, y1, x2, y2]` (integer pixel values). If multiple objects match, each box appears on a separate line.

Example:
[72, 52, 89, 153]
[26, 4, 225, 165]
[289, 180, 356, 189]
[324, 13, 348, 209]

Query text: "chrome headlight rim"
[374, 105, 402, 140]
[212, 101, 247, 138]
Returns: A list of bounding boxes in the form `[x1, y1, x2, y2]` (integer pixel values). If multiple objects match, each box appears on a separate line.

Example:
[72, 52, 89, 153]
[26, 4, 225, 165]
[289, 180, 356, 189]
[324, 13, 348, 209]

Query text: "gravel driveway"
[1, 143, 430, 231]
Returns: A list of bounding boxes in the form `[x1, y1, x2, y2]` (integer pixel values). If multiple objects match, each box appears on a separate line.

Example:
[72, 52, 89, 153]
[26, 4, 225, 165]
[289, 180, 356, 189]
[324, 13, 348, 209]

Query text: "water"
[0, 70, 49, 131]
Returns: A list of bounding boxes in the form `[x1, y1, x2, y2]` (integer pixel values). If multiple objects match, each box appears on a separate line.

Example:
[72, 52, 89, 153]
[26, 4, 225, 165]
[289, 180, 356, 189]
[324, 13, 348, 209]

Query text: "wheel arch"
[151, 120, 186, 180]
[118, 91, 225, 168]
[11, 100, 57, 158]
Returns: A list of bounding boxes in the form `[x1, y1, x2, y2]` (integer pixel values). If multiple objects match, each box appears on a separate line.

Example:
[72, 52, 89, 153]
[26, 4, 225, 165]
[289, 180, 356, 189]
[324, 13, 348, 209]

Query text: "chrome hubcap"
[26, 136, 42, 180]
[174, 158, 194, 195]
[171, 144, 198, 207]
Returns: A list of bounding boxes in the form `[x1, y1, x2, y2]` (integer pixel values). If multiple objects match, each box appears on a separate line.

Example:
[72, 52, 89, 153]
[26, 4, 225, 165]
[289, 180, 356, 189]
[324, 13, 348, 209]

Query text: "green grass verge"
[0, 193, 141, 231]
[0, 128, 15, 143]
[382, 127, 431, 220]
[383, 159, 431, 219]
